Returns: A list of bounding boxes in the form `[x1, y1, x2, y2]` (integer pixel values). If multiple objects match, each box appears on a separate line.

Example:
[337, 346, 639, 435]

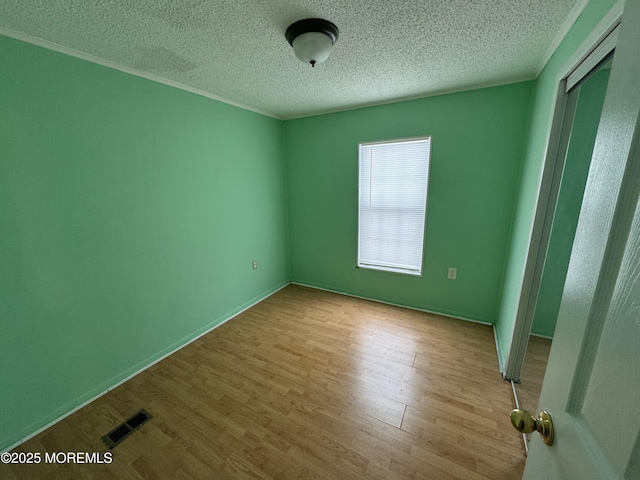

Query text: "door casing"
[503, 0, 624, 382]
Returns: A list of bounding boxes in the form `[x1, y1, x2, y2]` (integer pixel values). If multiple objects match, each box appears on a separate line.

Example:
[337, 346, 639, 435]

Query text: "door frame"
[503, 0, 623, 381]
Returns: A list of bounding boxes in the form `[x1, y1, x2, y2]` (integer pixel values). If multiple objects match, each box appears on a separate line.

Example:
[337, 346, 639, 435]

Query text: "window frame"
[357, 135, 432, 276]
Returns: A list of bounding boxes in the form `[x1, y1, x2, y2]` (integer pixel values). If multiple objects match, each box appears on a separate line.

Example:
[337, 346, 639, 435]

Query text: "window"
[357, 137, 431, 276]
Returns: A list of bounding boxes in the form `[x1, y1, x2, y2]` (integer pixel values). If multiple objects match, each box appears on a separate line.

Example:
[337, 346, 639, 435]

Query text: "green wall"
[0, 0, 621, 453]
[495, 0, 618, 364]
[531, 65, 611, 337]
[0, 35, 289, 450]
[284, 82, 533, 323]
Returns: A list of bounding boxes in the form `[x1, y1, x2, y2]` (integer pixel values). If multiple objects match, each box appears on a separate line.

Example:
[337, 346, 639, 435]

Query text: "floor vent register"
[101, 409, 152, 449]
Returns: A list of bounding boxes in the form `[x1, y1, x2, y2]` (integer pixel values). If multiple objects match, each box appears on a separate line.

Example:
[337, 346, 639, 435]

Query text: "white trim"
[284, 75, 536, 120]
[356, 263, 422, 276]
[504, 82, 577, 381]
[291, 281, 493, 326]
[0, 27, 280, 120]
[1, 282, 290, 453]
[558, 0, 623, 86]
[511, 380, 522, 409]
[566, 26, 618, 92]
[510, 380, 530, 454]
[535, 0, 590, 75]
[494, 326, 504, 374]
[0, 27, 535, 122]
[530, 332, 553, 340]
[359, 135, 433, 147]
[503, 0, 623, 381]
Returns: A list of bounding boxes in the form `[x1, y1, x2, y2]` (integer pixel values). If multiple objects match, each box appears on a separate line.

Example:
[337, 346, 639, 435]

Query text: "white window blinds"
[358, 137, 431, 275]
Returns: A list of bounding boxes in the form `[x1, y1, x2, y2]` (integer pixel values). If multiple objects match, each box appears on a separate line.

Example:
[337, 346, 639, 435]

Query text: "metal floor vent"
[102, 409, 152, 449]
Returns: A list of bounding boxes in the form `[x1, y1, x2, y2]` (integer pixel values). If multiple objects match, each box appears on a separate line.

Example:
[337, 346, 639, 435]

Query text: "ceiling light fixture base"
[285, 18, 339, 67]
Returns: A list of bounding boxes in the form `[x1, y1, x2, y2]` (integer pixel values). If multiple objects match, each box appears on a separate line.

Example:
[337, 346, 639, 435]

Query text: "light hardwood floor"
[2, 285, 525, 479]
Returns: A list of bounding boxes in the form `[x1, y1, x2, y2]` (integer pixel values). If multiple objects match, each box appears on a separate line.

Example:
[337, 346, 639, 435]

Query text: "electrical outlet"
[448, 267, 457, 280]
[252, 260, 258, 270]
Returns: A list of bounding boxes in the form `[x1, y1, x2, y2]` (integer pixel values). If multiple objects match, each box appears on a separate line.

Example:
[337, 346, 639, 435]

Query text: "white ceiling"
[0, 0, 585, 119]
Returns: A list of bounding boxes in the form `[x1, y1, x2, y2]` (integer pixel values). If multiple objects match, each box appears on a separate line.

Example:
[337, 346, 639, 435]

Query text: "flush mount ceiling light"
[285, 18, 339, 67]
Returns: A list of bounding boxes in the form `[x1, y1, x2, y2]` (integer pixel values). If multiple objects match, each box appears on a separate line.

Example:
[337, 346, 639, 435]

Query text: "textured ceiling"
[0, 0, 584, 119]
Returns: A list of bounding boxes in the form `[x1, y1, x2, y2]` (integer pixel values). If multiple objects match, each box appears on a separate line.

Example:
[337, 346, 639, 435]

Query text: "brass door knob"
[510, 409, 555, 446]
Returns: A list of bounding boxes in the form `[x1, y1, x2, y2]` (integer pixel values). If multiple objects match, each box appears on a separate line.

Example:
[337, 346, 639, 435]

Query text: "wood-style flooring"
[2, 285, 525, 479]
[515, 335, 552, 414]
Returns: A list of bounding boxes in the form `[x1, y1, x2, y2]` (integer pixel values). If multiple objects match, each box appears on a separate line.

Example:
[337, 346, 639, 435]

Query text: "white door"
[523, 1, 640, 478]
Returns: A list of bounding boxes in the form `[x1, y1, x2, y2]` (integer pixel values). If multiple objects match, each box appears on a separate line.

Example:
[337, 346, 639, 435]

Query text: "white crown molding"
[283, 75, 537, 121]
[0, 27, 281, 120]
[535, 0, 590, 75]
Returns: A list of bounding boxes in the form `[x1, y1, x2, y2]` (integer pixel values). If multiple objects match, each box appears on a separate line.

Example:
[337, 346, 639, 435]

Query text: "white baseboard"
[494, 325, 505, 375]
[293, 282, 507, 380]
[510, 380, 529, 454]
[291, 281, 493, 326]
[1, 282, 290, 453]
